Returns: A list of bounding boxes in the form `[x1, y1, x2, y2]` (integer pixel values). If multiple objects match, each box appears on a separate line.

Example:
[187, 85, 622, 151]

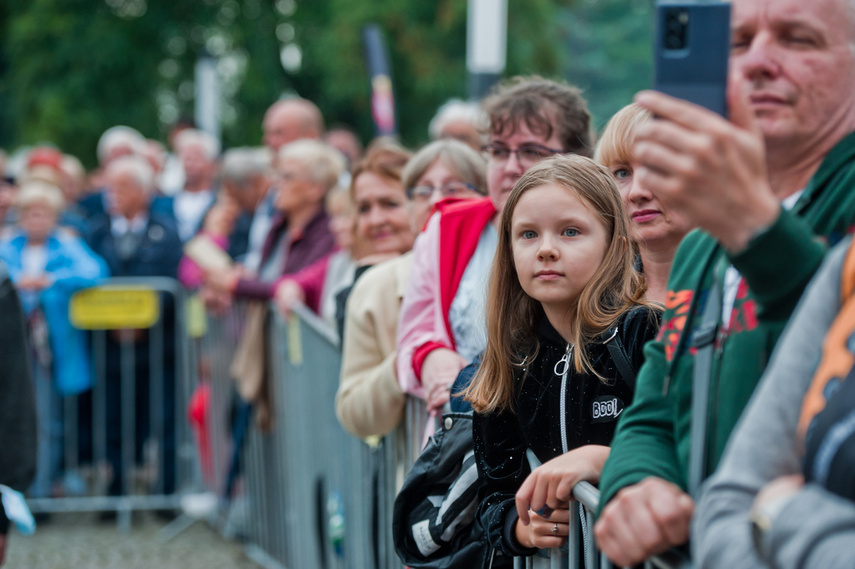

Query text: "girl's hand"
[421, 348, 467, 413]
[515, 507, 571, 550]
[516, 445, 611, 526]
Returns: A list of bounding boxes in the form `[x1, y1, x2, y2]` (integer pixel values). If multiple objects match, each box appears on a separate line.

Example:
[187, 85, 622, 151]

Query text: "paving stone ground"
[4, 512, 261, 569]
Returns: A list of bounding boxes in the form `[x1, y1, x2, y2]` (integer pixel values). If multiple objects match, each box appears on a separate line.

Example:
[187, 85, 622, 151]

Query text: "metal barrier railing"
[27, 277, 199, 530]
[193, 300, 692, 569]
[193, 299, 252, 531]
[513, 481, 692, 569]
[199, 302, 423, 569]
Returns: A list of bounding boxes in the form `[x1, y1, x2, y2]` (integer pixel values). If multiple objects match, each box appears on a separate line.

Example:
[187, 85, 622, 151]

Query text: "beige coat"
[335, 253, 411, 439]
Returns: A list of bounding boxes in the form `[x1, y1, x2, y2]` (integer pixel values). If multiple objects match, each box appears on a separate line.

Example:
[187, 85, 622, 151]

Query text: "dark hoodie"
[473, 305, 660, 556]
[0, 262, 37, 533]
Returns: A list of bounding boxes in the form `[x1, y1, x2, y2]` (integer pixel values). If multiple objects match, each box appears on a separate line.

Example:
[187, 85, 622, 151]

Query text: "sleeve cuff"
[729, 209, 825, 320]
[234, 278, 275, 300]
[412, 341, 451, 382]
[502, 506, 539, 557]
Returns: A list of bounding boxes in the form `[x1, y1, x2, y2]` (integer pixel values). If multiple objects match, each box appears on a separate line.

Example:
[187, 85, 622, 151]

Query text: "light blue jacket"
[0, 231, 109, 395]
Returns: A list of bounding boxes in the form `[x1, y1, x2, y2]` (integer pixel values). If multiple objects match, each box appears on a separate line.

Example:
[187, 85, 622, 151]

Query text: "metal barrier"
[196, 302, 428, 569]
[261, 303, 411, 569]
[27, 277, 199, 530]
[192, 299, 252, 531]
[513, 481, 692, 569]
[192, 299, 692, 569]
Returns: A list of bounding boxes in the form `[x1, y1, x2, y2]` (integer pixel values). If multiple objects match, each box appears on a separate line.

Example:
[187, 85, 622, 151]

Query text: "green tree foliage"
[0, 0, 639, 167]
[247, 0, 573, 147]
[560, 0, 655, 130]
[0, 0, 289, 166]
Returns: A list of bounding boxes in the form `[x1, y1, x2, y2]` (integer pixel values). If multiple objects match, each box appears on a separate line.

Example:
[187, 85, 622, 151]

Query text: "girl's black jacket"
[472, 305, 661, 557]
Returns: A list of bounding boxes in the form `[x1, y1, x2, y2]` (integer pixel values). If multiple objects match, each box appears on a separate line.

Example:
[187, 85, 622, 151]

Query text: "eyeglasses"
[482, 142, 564, 166]
[275, 171, 307, 184]
[406, 181, 479, 201]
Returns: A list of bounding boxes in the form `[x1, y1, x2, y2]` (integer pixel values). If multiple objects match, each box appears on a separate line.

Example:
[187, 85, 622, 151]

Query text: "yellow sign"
[287, 313, 303, 366]
[70, 287, 160, 330]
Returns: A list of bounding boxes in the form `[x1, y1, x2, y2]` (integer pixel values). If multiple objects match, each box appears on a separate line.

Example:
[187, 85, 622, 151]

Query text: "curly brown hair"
[482, 76, 595, 157]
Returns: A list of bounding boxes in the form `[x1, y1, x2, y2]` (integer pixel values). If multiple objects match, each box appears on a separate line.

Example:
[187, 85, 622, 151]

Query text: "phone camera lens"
[666, 35, 684, 50]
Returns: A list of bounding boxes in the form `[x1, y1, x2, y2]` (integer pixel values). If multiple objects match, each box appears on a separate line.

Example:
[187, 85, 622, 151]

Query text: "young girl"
[465, 155, 660, 557]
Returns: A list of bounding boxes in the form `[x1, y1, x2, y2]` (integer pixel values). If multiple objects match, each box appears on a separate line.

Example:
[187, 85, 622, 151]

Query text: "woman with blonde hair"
[595, 103, 695, 302]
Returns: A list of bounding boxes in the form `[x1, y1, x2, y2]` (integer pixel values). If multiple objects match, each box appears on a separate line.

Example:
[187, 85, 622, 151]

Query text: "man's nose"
[736, 32, 783, 81]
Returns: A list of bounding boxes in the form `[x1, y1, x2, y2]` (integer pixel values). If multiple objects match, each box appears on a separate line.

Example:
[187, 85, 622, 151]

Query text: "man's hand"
[633, 76, 779, 253]
[594, 477, 694, 567]
[420, 348, 467, 413]
[516, 445, 610, 525]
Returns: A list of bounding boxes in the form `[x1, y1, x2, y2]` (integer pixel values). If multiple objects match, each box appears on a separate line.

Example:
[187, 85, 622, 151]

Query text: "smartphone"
[653, 1, 731, 116]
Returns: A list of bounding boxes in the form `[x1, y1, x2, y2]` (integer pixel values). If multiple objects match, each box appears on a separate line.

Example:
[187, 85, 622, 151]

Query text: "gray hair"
[61, 154, 86, 184]
[16, 180, 65, 212]
[278, 140, 345, 191]
[401, 139, 487, 195]
[96, 126, 146, 165]
[221, 147, 272, 187]
[174, 128, 221, 160]
[428, 99, 487, 141]
[106, 155, 155, 195]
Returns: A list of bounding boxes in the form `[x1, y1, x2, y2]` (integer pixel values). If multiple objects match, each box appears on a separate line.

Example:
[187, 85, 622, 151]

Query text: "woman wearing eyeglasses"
[336, 139, 486, 439]
[396, 77, 595, 437]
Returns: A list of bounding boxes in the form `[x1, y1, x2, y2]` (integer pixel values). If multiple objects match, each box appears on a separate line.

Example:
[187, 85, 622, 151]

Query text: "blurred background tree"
[0, 0, 654, 167]
[561, 0, 654, 130]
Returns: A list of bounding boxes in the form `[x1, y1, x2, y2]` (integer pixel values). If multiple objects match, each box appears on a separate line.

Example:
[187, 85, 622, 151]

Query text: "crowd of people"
[2, 0, 855, 566]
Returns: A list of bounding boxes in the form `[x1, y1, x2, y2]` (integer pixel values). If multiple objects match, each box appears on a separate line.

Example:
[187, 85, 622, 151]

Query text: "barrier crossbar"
[195, 300, 692, 569]
[26, 276, 200, 530]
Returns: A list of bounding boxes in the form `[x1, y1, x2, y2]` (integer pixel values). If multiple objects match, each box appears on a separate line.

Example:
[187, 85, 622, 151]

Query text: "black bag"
[803, 363, 855, 501]
[392, 412, 509, 569]
[393, 325, 642, 569]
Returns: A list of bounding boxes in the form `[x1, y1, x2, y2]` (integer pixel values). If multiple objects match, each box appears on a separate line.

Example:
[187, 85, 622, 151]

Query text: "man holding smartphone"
[594, 0, 855, 565]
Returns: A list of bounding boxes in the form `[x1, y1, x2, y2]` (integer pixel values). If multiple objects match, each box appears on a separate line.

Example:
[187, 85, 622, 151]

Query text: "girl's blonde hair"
[465, 154, 648, 414]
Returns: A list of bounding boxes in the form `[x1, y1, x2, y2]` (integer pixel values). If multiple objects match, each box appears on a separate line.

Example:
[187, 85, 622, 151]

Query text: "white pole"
[194, 53, 220, 144]
[466, 0, 508, 98]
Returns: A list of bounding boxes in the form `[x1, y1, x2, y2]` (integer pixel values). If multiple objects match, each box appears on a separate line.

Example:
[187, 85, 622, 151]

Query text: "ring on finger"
[551, 523, 559, 535]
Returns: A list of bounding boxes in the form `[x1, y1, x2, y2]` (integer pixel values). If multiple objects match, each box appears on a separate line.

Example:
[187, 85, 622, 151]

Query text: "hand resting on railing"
[514, 445, 610, 550]
[594, 477, 694, 567]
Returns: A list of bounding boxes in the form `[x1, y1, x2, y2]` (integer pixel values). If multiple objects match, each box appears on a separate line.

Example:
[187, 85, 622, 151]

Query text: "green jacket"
[599, 131, 855, 508]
